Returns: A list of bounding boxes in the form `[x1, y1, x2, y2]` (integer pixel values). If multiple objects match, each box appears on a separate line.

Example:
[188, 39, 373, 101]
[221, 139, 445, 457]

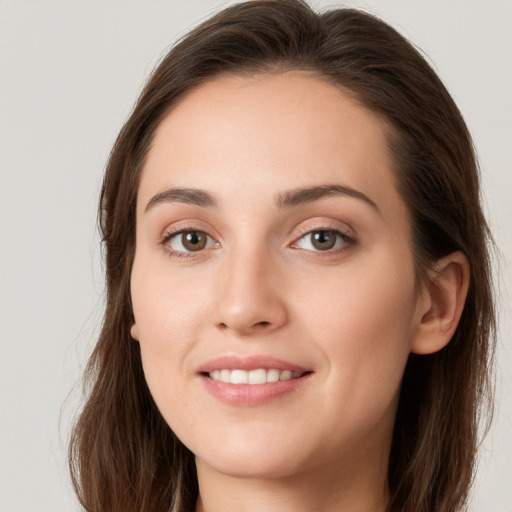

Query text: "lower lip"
[200, 373, 312, 406]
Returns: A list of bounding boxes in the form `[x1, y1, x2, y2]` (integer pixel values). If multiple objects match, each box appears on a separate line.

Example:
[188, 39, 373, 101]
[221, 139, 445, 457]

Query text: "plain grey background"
[1, 1, 511, 511]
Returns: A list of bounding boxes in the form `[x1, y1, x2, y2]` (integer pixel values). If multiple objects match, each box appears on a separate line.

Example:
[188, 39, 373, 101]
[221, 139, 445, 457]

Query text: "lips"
[197, 355, 312, 406]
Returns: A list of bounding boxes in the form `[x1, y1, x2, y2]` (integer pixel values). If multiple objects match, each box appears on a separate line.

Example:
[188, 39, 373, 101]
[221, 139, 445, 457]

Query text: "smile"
[208, 368, 305, 384]
[198, 355, 312, 405]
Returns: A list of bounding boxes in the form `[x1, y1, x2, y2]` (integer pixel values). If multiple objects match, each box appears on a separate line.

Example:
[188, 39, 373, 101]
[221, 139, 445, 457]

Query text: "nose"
[214, 248, 288, 336]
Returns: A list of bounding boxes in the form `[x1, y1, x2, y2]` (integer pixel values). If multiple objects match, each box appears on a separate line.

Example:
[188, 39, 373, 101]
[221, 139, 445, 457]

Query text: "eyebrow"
[145, 184, 379, 214]
[275, 184, 380, 214]
[145, 187, 217, 212]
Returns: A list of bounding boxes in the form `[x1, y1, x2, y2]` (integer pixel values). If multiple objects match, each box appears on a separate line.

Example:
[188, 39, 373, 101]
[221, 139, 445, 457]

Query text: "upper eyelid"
[291, 220, 355, 239]
[296, 227, 349, 238]
[160, 221, 219, 241]
[164, 229, 214, 240]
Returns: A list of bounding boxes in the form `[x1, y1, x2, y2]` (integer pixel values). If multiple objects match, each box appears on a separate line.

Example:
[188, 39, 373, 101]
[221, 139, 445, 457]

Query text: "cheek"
[296, 248, 417, 401]
[131, 254, 207, 344]
[299, 246, 416, 334]
[131, 268, 206, 436]
[130, 255, 206, 402]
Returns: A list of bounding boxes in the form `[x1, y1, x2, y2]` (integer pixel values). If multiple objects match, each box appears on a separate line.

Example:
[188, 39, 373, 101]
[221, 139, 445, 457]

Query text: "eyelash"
[160, 227, 217, 259]
[159, 225, 356, 259]
[291, 227, 356, 256]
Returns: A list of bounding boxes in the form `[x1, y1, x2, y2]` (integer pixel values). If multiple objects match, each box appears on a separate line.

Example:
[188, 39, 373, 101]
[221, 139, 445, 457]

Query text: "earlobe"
[411, 251, 470, 355]
[130, 323, 140, 341]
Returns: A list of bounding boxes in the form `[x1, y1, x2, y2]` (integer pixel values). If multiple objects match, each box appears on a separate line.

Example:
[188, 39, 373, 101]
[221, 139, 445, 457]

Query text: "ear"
[411, 251, 470, 355]
[130, 323, 140, 341]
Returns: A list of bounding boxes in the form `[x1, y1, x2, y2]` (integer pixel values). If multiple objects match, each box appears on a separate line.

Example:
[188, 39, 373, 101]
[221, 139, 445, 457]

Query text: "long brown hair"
[69, 1, 496, 511]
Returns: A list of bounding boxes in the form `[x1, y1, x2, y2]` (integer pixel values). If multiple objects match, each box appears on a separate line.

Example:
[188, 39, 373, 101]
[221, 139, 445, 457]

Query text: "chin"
[198, 453, 304, 480]
[191, 429, 311, 480]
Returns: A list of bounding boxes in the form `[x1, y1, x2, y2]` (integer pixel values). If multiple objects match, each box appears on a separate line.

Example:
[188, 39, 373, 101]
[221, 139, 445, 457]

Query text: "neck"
[194, 451, 390, 512]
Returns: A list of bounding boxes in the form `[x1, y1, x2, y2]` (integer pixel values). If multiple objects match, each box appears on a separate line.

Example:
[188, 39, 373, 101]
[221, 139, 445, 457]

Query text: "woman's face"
[131, 72, 425, 480]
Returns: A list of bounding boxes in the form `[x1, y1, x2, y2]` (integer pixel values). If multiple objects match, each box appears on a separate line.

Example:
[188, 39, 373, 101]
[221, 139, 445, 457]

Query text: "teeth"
[267, 368, 280, 382]
[231, 369, 248, 384]
[248, 368, 267, 384]
[208, 368, 304, 384]
[280, 370, 292, 381]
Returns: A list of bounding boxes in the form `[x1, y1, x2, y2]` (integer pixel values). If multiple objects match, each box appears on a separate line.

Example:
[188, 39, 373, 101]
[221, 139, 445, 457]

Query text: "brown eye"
[293, 229, 351, 252]
[169, 230, 213, 252]
[310, 231, 336, 250]
[182, 232, 206, 251]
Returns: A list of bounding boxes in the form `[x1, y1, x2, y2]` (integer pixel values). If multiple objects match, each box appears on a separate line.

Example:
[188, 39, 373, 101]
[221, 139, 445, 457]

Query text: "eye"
[167, 230, 215, 253]
[293, 229, 352, 252]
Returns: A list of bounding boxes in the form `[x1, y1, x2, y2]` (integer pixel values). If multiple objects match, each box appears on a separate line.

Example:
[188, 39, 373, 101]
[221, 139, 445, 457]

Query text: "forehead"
[138, 71, 402, 217]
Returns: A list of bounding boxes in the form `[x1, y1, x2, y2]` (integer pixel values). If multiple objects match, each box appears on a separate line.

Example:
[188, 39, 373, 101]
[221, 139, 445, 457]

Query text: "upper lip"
[197, 355, 310, 374]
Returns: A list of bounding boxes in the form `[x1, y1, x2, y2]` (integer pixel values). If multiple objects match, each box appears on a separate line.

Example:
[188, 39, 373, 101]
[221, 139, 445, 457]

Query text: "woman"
[69, 1, 496, 511]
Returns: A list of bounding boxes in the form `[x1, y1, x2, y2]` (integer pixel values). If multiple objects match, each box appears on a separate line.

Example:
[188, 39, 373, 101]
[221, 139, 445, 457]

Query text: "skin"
[130, 71, 469, 512]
